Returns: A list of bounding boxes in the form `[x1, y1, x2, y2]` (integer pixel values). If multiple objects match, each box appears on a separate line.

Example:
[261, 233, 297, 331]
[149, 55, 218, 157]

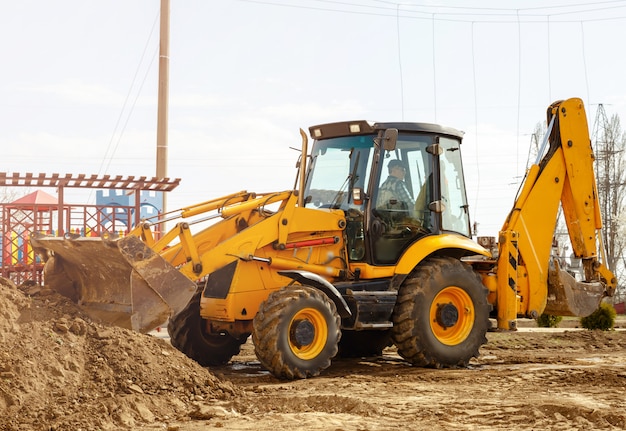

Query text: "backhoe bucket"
[31, 234, 197, 333]
[544, 264, 606, 317]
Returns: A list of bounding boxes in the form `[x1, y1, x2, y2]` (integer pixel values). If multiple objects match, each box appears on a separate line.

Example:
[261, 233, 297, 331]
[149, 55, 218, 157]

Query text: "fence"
[0, 202, 140, 285]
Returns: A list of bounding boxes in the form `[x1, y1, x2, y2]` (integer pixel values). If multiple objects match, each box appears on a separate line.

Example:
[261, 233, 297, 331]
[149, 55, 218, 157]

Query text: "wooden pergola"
[0, 172, 180, 236]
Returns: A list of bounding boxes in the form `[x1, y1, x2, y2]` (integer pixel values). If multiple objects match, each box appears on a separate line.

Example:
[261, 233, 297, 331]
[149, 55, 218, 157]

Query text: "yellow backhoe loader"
[31, 98, 615, 379]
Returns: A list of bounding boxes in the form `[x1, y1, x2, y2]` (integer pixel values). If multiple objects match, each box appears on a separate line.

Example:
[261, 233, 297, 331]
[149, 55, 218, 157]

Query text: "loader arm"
[30, 190, 288, 333]
[495, 98, 616, 330]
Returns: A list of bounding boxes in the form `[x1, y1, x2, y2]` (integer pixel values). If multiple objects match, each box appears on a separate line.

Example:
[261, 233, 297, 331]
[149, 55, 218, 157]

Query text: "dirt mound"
[3, 274, 626, 431]
[0, 277, 239, 431]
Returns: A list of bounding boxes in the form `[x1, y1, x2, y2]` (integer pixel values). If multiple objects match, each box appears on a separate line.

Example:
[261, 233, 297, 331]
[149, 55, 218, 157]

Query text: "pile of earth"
[0, 277, 239, 431]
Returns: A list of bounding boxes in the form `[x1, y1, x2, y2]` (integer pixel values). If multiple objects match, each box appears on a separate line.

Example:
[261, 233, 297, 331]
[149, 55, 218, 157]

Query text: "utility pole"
[156, 0, 170, 213]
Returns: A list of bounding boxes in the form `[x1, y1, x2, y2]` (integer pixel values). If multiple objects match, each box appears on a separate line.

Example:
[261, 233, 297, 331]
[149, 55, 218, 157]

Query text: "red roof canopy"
[9, 190, 60, 210]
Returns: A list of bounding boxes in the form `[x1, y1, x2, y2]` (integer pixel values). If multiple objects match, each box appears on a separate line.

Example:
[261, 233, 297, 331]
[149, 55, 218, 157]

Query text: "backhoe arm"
[495, 98, 615, 330]
[548, 100, 615, 291]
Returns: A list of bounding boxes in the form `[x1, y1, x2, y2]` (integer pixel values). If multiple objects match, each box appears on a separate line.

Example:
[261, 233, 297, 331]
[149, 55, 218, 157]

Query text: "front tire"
[391, 256, 490, 368]
[168, 288, 247, 366]
[253, 286, 341, 379]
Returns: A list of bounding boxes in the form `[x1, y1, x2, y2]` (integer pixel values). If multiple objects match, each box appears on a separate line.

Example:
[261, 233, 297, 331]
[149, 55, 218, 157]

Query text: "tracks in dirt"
[150, 325, 626, 384]
[145, 329, 626, 430]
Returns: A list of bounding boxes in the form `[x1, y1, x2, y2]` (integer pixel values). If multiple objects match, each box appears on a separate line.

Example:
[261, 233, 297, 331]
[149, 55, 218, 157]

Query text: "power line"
[470, 21, 480, 225]
[581, 21, 591, 107]
[431, 14, 437, 123]
[395, 4, 404, 121]
[232, 0, 626, 23]
[95, 9, 160, 178]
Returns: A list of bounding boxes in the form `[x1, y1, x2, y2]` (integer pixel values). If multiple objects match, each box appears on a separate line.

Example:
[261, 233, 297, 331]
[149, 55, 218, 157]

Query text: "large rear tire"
[391, 256, 490, 368]
[168, 288, 247, 366]
[252, 286, 341, 379]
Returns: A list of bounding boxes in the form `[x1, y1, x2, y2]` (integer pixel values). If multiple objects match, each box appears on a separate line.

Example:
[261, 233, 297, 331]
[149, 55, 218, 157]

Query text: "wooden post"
[156, 0, 170, 213]
[57, 184, 65, 236]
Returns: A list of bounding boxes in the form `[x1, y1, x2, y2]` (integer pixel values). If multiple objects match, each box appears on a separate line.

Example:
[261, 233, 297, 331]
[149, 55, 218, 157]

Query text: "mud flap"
[31, 234, 197, 333]
[544, 262, 606, 317]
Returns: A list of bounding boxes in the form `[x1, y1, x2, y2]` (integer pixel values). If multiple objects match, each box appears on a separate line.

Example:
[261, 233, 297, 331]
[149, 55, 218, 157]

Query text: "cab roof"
[308, 120, 464, 141]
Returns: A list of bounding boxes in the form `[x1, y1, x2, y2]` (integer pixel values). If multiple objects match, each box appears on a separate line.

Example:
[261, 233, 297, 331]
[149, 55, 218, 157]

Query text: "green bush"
[536, 313, 562, 328]
[580, 302, 616, 331]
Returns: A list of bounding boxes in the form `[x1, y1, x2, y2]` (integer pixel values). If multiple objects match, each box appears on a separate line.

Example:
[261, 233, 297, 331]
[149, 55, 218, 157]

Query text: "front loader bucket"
[544, 263, 606, 317]
[31, 234, 197, 333]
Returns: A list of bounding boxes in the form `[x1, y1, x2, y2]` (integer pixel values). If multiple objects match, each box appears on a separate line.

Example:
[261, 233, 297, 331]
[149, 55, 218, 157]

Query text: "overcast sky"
[2, 0, 626, 237]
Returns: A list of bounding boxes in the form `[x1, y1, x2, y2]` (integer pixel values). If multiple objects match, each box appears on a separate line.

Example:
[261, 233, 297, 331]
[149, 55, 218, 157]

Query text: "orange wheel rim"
[288, 307, 328, 360]
[429, 286, 474, 346]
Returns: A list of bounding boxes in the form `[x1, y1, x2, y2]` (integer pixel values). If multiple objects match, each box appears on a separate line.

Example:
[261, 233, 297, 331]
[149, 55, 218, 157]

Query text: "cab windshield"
[303, 135, 374, 210]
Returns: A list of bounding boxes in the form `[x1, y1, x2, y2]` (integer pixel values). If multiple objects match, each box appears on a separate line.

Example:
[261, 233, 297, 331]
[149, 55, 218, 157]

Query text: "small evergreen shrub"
[580, 302, 616, 331]
[536, 313, 562, 328]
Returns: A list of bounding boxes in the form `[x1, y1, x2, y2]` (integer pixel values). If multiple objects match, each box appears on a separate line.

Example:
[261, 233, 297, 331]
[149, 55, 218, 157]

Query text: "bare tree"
[592, 104, 626, 303]
[0, 187, 20, 203]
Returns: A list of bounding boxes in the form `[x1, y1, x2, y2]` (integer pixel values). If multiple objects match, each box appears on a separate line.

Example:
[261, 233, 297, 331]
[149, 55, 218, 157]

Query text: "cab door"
[369, 135, 436, 264]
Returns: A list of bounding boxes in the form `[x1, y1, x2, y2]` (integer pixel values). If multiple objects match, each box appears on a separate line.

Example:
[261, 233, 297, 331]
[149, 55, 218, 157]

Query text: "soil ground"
[1, 278, 626, 430]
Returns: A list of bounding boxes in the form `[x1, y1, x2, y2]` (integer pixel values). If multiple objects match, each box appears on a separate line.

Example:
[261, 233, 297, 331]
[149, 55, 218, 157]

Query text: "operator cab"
[303, 120, 470, 265]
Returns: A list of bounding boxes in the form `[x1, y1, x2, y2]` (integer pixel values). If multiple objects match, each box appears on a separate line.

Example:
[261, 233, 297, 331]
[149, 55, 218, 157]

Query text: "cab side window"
[371, 142, 433, 264]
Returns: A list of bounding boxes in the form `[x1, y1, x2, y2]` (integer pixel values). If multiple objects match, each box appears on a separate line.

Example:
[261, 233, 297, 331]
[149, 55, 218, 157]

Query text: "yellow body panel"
[395, 234, 490, 276]
[202, 289, 269, 322]
[196, 195, 348, 322]
[349, 263, 395, 279]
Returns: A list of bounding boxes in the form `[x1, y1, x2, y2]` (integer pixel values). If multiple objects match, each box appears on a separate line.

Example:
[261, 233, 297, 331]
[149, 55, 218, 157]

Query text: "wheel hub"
[290, 319, 315, 347]
[436, 302, 459, 329]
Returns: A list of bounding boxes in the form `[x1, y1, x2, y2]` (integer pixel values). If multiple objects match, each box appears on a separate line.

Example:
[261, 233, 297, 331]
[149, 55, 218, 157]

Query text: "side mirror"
[429, 200, 445, 213]
[351, 188, 364, 205]
[382, 128, 398, 151]
[427, 143, 443, 155]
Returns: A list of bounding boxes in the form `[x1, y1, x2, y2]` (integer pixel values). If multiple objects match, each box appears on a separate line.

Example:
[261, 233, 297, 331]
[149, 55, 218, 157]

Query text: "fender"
[391, 234, 491, 289]
[278, 270, 352, 318]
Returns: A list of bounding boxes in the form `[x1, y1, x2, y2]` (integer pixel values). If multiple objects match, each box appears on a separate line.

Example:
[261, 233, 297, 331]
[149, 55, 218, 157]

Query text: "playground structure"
[0, 172, 180, 285]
